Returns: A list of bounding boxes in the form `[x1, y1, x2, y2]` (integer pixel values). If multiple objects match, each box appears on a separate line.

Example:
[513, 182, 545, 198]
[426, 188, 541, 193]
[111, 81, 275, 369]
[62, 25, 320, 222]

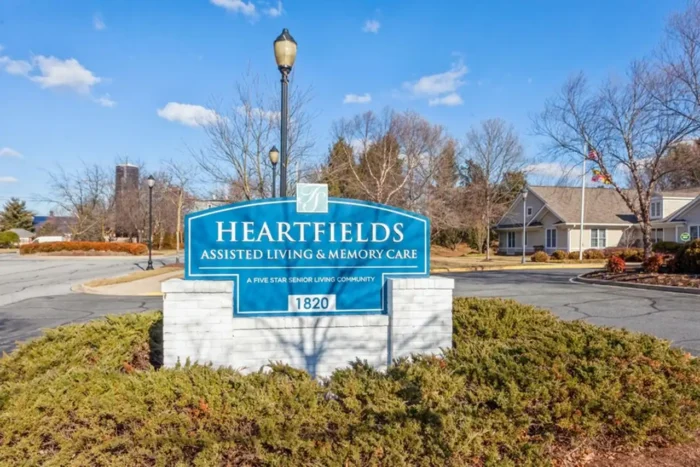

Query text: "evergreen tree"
[434, 139, 459, 190]
[322, 138, 356, 198]
[0, 198, 34, 231]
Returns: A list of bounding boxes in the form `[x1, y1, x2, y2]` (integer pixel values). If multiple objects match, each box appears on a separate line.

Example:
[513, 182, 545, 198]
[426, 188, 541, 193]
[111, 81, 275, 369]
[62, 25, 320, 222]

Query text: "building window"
[527, 206, 533, 217]
[546, 229, 557, 249]
[651, 228, 664, 243]
[651, 201, 662, 219]
[507, 232, 516, 248]
[691, 225, 700, 240]
[591, 228, 607, 248]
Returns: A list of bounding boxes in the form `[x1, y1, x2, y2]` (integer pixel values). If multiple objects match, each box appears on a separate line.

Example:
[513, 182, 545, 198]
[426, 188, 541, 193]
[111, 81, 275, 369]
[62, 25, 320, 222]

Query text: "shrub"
[584, 248, 605, 260]
[2, 300, 700, 465]
[20, 241, 147, 256]
[642, 254, 664, 273]
[652, 241, 682, 254]
[530, 251, 549, 262]
[606, 255, 626, 273]
[568, 251, 581, 260]
[551, 250, 567, 260]
[675, 239, 700, 274]
[0, 231, 20, 248]
[603, 247, 643, 262]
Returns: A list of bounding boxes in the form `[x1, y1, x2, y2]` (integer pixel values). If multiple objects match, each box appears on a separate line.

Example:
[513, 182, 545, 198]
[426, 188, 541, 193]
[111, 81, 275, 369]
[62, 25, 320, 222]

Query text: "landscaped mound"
[20, 241, 148, 256]
[1, 299, 699, 465]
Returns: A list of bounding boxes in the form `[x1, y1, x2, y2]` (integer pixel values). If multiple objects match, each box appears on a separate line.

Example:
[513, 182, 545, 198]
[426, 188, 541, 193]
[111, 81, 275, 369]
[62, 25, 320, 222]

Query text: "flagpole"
[579, 144, 586, 261]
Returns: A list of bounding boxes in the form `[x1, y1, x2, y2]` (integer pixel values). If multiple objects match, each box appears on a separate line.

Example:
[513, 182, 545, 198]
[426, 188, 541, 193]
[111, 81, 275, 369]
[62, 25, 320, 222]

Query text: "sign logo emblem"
[296, 183, 328, 213]
[680, 232, 691, 242]
[185, 191, 430, 317]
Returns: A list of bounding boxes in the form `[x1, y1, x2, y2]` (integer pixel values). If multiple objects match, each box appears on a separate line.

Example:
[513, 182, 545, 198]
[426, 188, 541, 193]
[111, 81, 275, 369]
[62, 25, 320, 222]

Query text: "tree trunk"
[641, 221, 653, 259]
[485, 202, 491, 261]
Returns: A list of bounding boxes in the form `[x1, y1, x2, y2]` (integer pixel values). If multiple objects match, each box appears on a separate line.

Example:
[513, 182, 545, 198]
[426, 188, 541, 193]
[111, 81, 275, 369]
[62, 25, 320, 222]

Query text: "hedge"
[652, 241, 682, 254]
[0, 231, 19, 248]
[603, 247, 643, 262]
[530, 251, 549, 262]
[20, 241, 148, 256]
[0, 299, 699, 465]
[675, 239, 700, 274]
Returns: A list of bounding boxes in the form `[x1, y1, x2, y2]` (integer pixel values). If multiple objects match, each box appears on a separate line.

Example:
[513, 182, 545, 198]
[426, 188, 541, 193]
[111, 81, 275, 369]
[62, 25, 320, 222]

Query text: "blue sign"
[185, 184, 430, 317]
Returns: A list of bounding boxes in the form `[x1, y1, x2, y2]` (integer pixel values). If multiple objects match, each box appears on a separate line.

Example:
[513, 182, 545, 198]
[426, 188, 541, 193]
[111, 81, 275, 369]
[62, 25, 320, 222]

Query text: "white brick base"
[161, 277, 454, 377]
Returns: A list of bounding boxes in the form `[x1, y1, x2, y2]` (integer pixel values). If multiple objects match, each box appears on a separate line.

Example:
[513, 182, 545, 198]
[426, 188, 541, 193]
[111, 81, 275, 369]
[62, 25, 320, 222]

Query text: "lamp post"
[269, 146, 279, 197]
[273, 28, 297, 197]
[521, 187, 528, 264]
[146, 175, 155, 271]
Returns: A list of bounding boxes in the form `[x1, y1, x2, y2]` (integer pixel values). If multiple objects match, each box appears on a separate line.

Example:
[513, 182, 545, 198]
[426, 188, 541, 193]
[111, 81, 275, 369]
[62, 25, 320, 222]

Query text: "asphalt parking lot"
[447, 269, 700, 355]
[0, 259, 698, 355]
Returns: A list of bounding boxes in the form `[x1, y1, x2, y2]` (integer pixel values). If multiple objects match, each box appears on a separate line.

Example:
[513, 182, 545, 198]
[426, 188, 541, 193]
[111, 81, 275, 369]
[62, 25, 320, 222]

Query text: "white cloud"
[93, 13, 106, 31]
[0, 147, 22, 158]
[526, 162, 569, 178]
[236, 105, 280, 122]
[0, 176, 17, 183]
[343, 93, 372, 104]
[0, 51, 110, 105]
[404, 61, 468, 97]
[29, 56, 101, 93]
[94, 94, 116, 108]
[210, 0, 256, 17]
[157, 102, 221, 127]
[428, 92, 463, 107]
[363, 19, 380, 33]
[0, 55, 32, 76]
[265, 1, 283, 17]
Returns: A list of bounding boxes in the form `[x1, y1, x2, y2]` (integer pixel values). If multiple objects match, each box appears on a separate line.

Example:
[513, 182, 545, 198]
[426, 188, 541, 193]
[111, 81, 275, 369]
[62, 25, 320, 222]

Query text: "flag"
[587, 145, 599, 161]
[592, 169, 612, 185]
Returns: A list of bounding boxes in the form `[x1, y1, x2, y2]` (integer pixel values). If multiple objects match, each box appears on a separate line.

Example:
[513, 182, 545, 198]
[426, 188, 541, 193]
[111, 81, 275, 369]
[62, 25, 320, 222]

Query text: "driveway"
[0, 255, 171, 306]
[0, 255, 169, 352]
[446, 269, 700, 355]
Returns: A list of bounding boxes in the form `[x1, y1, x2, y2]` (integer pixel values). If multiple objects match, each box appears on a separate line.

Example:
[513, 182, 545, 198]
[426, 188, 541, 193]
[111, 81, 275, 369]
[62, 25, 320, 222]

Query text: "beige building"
[495, 186, 700, 255]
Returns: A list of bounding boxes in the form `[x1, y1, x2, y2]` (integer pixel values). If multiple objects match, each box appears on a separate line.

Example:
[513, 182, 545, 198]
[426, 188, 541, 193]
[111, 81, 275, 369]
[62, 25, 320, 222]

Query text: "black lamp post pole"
[147, 185, 154, 270]
[272, 163, 277, 198]
[280, 68, 290, 197]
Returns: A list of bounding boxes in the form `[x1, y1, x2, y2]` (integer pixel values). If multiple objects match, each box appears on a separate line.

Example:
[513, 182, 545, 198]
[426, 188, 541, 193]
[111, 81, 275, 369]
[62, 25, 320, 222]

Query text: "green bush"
[0, 231, 19, 248]
[551, 250, 567, 260]
[530, 251, 549, 262]
[584, 249, 606, 260]
[675, 239, 700, 274]
[1, 300, 699, 465]
[652, 241, 682, 254]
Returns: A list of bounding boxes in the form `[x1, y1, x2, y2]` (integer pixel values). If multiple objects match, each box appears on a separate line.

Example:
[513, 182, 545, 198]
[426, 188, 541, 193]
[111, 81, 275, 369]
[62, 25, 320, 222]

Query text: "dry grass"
[83, 265, 183, 288]
[0, 248, 18, 254]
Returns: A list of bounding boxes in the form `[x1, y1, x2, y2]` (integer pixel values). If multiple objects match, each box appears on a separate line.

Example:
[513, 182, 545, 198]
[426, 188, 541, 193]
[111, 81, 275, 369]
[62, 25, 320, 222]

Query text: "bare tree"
[162, 159, 199, 262]
[46, 163, 114, 241]
[331, 109, 435, 206]
[463, 119, 525, 260]
[534, 68, 697, 258]
[194, 71, 314, 201]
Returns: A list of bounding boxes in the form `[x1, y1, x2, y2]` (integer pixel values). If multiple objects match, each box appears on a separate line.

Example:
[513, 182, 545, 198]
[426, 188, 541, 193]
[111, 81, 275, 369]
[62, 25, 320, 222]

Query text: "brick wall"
[162, 277, 454, 377]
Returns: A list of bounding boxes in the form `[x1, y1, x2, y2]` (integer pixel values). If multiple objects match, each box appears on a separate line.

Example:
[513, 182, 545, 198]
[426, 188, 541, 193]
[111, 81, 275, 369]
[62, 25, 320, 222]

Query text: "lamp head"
[274, 28, 297, 72]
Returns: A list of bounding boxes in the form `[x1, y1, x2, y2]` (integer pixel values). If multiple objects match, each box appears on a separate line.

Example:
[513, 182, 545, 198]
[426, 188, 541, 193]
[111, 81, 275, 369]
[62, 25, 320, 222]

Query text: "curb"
[430, 263, 605, 274]
[572, 273, 700, 295]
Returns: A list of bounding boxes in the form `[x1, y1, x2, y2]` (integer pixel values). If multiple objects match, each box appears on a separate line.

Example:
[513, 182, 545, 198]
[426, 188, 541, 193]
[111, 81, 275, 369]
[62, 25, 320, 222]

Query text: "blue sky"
[0, 0, 688, 212]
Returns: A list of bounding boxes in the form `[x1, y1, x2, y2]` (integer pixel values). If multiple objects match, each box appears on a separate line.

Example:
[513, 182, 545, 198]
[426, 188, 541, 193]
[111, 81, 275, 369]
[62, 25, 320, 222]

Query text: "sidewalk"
[78, 270, 183, 296]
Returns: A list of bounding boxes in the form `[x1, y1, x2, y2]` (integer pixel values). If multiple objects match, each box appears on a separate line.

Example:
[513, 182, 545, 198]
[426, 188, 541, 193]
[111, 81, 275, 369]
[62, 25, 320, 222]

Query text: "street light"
[146, 175, 155, 271]
[521, 187, 528, 264]
[273, 28, 297, 197]
[269, 146, 279, 198]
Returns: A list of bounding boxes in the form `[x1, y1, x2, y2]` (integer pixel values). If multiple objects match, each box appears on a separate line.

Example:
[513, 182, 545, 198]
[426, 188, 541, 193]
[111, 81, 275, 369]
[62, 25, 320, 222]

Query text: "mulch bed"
[585, 271, 700, 289]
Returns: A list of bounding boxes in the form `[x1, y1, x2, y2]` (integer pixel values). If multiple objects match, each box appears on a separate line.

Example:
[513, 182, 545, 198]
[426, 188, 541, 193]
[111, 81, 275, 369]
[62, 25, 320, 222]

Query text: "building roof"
[528, 186, 638, 225]
[8, 228, 34, 238]
[655, 187, 700, 198]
